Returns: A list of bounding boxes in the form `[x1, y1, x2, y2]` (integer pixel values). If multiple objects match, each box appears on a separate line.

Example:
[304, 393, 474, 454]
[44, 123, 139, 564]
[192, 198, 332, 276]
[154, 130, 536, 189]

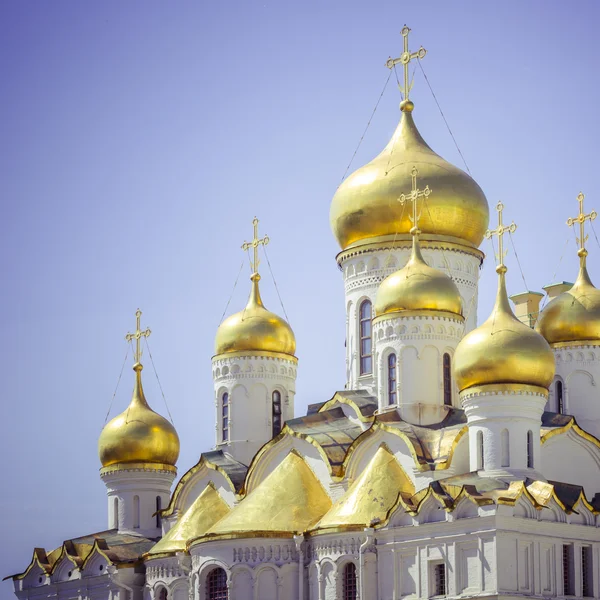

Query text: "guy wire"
[263, 245, 290, 323]
[144, 336, 175, 426]
[104, 344, 130, 424]
[508, 231, 529, 291]
[219, 261, 245, 325]
[539, 236, 570, 311]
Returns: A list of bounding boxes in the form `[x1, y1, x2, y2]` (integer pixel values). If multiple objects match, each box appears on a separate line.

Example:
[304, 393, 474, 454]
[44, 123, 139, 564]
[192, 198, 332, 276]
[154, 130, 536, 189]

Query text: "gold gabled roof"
[202, 450, 331, 540]
[313, 445, 414, 532]
[147, 483, 230, 557]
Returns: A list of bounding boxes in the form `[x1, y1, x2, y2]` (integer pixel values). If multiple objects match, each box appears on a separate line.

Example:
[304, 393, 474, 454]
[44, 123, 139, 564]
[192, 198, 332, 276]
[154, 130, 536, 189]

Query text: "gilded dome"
[214, 273, 296, 357]
[454, 266, 555, 392]
[330, 104, 489, 250]
[536, 252, 600, 345]
[98, 363, 180, 468]
[375, 232, 463, 318]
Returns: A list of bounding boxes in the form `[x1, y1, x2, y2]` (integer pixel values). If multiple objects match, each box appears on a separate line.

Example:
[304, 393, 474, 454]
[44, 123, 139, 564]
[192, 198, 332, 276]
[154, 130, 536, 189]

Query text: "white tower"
[98, 310, 179, 537]
[371, 168, 465, 423]
[537, 192, 600, 437]
[454, 204, 555, 480]
[329, 30, 488, 392]
[212, 219, 297, 466]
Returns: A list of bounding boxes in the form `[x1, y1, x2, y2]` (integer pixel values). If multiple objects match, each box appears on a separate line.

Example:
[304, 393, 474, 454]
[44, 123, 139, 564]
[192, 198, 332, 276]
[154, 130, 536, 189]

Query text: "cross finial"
[485, 202, 517, 271]
[385, 26, 426, 106]
[125, 309, 151, 365]
[242, 217, 269, 275]
[398, 166, 432, 235]
[567, 192, 597, 256]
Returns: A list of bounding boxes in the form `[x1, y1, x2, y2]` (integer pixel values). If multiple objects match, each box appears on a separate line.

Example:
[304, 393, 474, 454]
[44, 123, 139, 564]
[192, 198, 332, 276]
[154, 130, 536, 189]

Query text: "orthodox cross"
[485, 201, 517, 266]
[125, 309, 151, 364]
[567, 192, 597, 252]
[385, 26, 427, 101]
[398, 166, 432, 232]
[242, 217, 269, 274]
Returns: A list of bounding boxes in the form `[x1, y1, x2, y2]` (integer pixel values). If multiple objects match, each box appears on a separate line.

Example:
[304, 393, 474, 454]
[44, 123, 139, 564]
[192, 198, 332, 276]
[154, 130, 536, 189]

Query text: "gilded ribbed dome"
[330, 103, 489, 250]
[375, 232, 463, 318]
[215, 274, 296, 357]
[98, 363, 180, 468]
[536, 252, 600, 345]
[454, 266, 555, 392]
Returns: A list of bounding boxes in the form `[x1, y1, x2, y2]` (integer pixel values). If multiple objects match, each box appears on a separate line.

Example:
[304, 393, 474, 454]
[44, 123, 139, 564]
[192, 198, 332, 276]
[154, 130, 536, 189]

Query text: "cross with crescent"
[398, 166, 432, 233]
[242, 217, 269, 275]
[125, 309, 151, 365]
[385, 26, 426, 101]
[485, 201, 517, 266]
[567, 192, 597, 253]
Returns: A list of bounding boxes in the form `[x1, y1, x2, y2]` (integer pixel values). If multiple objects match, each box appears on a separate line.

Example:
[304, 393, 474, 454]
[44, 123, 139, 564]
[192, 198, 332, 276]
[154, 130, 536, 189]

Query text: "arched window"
[556, 380, 564, 414]
[113, 497, 119, 530]
[388, 353, 397, 405]
[359, 300, 372, 375]
[222, 393, 229, 442]
[272, 390, 282, 437]
[156, 496, 162, 529]
[206, 567, 228, 600]
[133, 495, 140, 529]
[157, 587, 168, 600]
[443, 353, 452, 406]
[527, 430, 534, 468]
[477, 431, 484, 470]
[343, 562, 358, 600]
[501, 429, 510, 468]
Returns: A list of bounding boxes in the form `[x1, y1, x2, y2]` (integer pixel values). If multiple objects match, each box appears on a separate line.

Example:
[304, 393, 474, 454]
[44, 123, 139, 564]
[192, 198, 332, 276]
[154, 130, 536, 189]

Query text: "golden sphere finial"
[400, 99, 414, 112]
[496, 264, 508, 275]
[578, 247, 589, 258]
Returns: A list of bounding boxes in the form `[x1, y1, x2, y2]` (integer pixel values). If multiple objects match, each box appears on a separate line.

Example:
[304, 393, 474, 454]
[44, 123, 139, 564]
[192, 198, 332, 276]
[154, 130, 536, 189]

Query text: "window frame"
[429, 561, 447, 597]
[342, 561, 358, 600]
[221, 392, 230, 443]
[388, 353, 397, 405]
[272, 389, 282, 437]
[556, 379, 564, 414]
[359, 300, 373, 376]
[563, 544, 575, 596]
[526, 430, 534, 468]
[443, 353, 452, 406]
[206, 567, 228, 600]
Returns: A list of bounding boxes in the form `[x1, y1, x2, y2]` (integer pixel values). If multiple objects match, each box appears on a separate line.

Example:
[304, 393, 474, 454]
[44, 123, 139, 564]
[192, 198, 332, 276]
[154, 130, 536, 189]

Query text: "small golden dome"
[330, 105, 489, 250]
[375, 232, 463, 318]
[536, 252, 600, 345]
[98, 363, 180, 468]
[215, 273, 296, 357]
[454, 266, 555, 392]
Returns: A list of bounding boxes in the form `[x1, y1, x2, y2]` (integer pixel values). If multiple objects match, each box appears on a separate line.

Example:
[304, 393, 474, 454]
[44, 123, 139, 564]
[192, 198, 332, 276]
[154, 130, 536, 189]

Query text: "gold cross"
[125, 309, 151, 365]
[485, 201, 517, 266]
[242, 217, 269, 275]
[567, 192, 597, 252]
[398, 166, 432, 233]
[385, 26, 426, 101]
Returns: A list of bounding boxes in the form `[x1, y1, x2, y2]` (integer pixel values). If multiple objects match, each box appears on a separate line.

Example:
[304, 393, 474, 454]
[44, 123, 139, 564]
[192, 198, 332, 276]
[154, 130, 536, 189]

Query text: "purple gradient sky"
[1, 1, 599, 595]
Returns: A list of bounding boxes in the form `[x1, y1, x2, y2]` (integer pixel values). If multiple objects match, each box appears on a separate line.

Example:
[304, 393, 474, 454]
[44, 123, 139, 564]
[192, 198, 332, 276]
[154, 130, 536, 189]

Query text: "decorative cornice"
[212, 350, 298, 364]
[100, 462, 177, 476]
[459, 383, 549, 400]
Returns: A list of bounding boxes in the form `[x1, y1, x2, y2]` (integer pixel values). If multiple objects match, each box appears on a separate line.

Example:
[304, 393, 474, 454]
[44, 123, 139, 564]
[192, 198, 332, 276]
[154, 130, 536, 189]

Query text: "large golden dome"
[98, 363, 180, 468]
[375, 232, 463, 318]
[215, 274, 296, 357]
[454, 266, 555, 392]
[536, 252, 600, 345]
[330, 103, 489, 250]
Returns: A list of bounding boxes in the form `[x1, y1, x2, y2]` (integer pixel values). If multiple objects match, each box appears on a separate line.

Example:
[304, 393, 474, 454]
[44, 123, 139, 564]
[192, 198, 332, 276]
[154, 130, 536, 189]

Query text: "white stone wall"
[373, 314, 464, 419]
[339, 246, 481, 391]
[101, 467, 175, 537]
[145, 556, 190, 600]
[212, 354, 297, 466]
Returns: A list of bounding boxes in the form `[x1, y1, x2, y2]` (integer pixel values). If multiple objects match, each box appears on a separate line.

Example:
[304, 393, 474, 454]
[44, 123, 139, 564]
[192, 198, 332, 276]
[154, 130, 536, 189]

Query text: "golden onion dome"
[214, 273, 296, 357]
[98, 363, 180, 468]
[330, 102, 489, 250]
[374, 230, 463, 318]
[454, 265, 555, 392]
[536, 250, 600, 345]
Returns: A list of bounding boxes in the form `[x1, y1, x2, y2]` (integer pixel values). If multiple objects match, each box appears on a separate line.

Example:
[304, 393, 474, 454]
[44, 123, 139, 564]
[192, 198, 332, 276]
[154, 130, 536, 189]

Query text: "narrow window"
[443, 353, 452, 406]
[388, 353, 397, 405]
[563, 544, 574, 595]
[113, 497, 119, 529]
[156, 496, 162, 529]
[206, 567, 228, 600]
[582, 546, 593, 597]
[343, 562, 357, 600]
[157, 588, 168, 600]
[556, 380, 564, 414]
[272, 390, 282, 437]
[433, 563, 447, 596]
[527, 430, 534, 468]
[133, 495, 140, 529]
[501, 429, 510, 468]
[477, 431, 484, 470]
[222, 393, 229, 442]
[359, 300, 372, 375]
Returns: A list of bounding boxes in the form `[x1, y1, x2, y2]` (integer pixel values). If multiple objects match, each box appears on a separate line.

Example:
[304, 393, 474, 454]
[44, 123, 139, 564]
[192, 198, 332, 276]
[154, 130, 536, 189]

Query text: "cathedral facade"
[9, 28, 600, 600]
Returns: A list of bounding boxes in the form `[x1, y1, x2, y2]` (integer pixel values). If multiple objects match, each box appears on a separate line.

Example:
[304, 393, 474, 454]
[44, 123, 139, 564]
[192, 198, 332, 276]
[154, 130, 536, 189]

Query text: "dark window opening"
[206, 567, 228, 600]
[433, 563, 446, 596]
[343, 562, 357, 600]
[556, 380, 564, 414]
[272, 390, 282, 437]
[388, 354, 397, 405]
[563, 544, 574, 596]
[222, 393, 229, 442]
[359, 300, 372, 375]
[443, 353, 452, 406]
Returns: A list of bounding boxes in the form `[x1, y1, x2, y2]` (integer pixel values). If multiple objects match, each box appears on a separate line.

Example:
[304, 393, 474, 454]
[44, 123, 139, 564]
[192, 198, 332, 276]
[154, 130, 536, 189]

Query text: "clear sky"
[1, 1, 599, 594]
